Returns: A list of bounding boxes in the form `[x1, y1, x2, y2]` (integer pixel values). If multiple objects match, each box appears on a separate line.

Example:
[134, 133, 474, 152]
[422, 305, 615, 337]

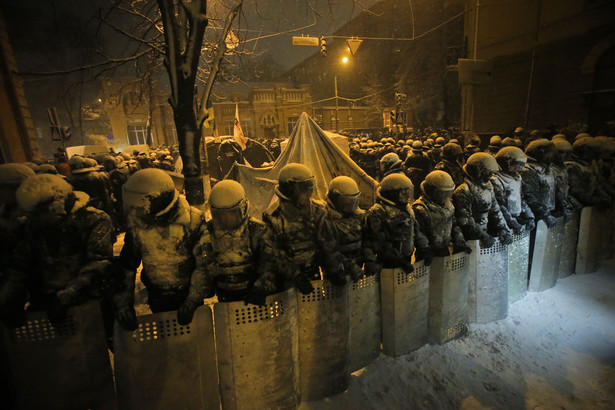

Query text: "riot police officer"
[206, 180, 267, 305]
[551, 139, 581, 219]
[364, 173, 430, 274]
[566, 137, 611, 208]
[452, 153, 513, 247]
[379, 152, 404, 180]
[435, 143, 465, 187]
[404, 141, 434, 199]
[522, 139, 557, 227]
[325, 176, 365, 281]
[492, 147, 535, 233]
[412, 171, 470, 256]
[485, 135, 502, 156]
[115, 169, 210, 328]
[259, 163, 341, 296]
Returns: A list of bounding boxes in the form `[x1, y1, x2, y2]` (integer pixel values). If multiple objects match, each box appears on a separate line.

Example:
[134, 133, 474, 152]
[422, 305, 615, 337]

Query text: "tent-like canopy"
[226, 112, 377, 218]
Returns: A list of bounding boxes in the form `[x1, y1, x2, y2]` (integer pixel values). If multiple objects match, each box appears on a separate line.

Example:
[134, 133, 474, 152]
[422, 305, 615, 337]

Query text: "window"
[127, 122, 148, 145]
[287, 116, 299, 135]
[224, 120, 235, 136]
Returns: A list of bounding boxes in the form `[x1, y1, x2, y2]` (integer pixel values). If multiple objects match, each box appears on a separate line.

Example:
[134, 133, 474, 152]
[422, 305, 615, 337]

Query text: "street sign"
[292, 36, 319, 46]
[346, 38, 363, 56]
[458, 59, 493, 85]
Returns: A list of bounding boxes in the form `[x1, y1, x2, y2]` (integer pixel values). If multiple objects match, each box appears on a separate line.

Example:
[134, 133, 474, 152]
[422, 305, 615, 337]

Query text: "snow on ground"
[302, 261, 615, 410]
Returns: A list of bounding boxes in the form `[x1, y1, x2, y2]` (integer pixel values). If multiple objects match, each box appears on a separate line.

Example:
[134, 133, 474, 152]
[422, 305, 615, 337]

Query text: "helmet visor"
[211, 206, 244, 230]
[336, 194, 359, 214]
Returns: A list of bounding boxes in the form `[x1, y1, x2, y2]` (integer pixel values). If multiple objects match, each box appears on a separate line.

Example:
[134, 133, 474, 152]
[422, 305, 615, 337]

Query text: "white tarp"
[227, 112, 376, 218]
[280, 131, 350, 155]
[65, 144, 116, 158]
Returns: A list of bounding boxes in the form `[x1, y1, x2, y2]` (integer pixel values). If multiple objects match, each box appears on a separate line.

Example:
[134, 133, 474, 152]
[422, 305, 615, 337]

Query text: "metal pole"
[335, 75, 339, 133]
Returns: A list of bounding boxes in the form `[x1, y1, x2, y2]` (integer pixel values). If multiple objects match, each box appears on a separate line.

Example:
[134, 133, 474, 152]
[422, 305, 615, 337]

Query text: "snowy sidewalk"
[302, 261, 615, 410]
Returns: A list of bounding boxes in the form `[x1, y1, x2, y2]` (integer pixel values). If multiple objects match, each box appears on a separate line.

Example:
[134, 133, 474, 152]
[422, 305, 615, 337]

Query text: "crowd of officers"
[0, 128, 614, 348]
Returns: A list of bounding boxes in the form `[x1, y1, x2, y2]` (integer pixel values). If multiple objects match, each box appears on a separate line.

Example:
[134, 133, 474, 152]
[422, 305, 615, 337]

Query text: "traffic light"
[320, 37, 327, 57]
[390, 110, 396, 124]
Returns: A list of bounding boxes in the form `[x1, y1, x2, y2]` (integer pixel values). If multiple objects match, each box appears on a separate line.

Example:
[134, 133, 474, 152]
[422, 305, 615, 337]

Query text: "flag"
[203, 100, 220, 142]
[233, 103, 247, 150]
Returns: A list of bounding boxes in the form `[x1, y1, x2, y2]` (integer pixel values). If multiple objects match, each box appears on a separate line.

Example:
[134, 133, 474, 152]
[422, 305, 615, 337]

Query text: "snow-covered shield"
[380, 261, 430, 356]
[508, 230, 530, 302]
[213, 289, 300, 409]
[529, 217, 564, 292]
[467, 239, 509, 324]
[297, 280, 350, 401]
[1, 301, 116, 409]
[428, 253, 469, 344]
[113, 306, 219, 410]
[348, 273, 381, 372]
[575, 206, 601, 274]
[559, 211, 581, 278]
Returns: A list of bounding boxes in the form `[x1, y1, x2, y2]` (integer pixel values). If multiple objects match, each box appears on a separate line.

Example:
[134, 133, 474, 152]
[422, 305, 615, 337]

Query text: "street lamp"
[334, 56, 349, 133]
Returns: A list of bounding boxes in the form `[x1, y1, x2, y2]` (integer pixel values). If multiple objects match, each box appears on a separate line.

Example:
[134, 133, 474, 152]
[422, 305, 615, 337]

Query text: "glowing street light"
[335, 56, 349, 132]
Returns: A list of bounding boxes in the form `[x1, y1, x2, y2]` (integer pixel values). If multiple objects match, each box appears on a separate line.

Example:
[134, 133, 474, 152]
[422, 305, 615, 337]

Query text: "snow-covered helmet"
[434, 137, 446, 148]
[551, 134, 567, 142]
[327, 176, 360, 214]
[102, 155, 117, 172]
[379, 152, 402, 173]
[501, 137, 517, 147]
[495, 146, 526, 171]
[525, 139, 555, 164]
[278, 163, 315, 203]
[23, 162, 40, 174]
[441, 143, 463, 161]
[421, 170, 455, 205]
[69, 156, 92, 174]
[411, 141, 423, 153]
[489, 135, 502, 147]
[122, 168, 178, 220]
[16, 174, 81, 226]
[464, 152, 500, 182]
[209, 180, 248, 230]
[0, 163, 35, 187]
[379, 173, 414, 205]
[38, 164, 59, 175]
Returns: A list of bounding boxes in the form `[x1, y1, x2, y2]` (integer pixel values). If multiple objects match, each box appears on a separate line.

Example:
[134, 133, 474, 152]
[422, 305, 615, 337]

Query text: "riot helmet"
[525, 139, 555, 165]
[552, 139, 573, 164]
[501, 137, 517, 147]
[16, 174, 81, 227]
[278, 163, 315, 207]
[495, 146, 526, 172]
[421, 170, 455, 206]
[411, 140, 423, 153]
[38, 164, 58, 175]
[464, 153, 500, 182]
[441, 143, 463, 161]
[379, 152, 402, 174]
[327, 176, 360, 214]
[379, 173, 414, 206]
[209, 180, 248, 230]
[0, 163, 36, 206]
[434, 137, 446, 148]
[122, 168, 178, 222]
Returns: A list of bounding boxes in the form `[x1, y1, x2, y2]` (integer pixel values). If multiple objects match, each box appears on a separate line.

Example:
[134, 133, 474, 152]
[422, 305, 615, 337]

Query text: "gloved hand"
[177, 299, 200, 326]
[498, 230, 513, 245]
[294, 273, 314, 295]
[480, 233, 495, 248]
[401, 260, 414, 275]
[345, 260, 364, 281]
[563, 210, 573, 224]
[116, 305, 138, 331]
[414, 248, 432, 266]
[244, 286, 268, 307]
[56, 287, 79, 307]
[544, 215, 556, 228]
[452, 244, 472, 255]
[328, 273, 347, 287]
[508, 219, 523, 235]
[524, 218, 536, 233]
[364, 261, 381, 277]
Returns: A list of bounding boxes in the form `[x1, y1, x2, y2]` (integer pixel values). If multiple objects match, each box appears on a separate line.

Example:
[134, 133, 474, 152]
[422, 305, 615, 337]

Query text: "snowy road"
[302, 261, 615, 410]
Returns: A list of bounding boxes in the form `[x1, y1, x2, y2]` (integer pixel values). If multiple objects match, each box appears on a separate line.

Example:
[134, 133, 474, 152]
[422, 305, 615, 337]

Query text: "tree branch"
[157, 0, 180, 107]
[197, 0, 243, 128]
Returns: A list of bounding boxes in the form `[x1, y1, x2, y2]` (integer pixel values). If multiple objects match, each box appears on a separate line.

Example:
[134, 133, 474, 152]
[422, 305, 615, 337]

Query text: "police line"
[1, 205, 612, 409]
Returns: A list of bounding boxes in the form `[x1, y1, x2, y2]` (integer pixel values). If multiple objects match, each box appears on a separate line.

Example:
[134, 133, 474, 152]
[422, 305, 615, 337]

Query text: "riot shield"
[213, 289, 300, 410]
[348, 273, 381, 373]
[598, 204, 614, 261]
[297, 280, 350, 401]
[113, 305, 220, 410]
[467, 239, 509, 324]
[529, 217, 564, 292]
[576, 207, 601, 275]
[1, 301, 116, 410]
[559, 211, 581, 278]
[508, 231, 530, 303]
[428, 253, 469, 345]
[380, 261, 430, 356]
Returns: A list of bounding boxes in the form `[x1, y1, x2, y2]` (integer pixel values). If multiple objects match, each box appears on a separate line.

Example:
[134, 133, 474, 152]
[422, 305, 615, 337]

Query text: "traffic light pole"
[335, 75, 339, 133]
